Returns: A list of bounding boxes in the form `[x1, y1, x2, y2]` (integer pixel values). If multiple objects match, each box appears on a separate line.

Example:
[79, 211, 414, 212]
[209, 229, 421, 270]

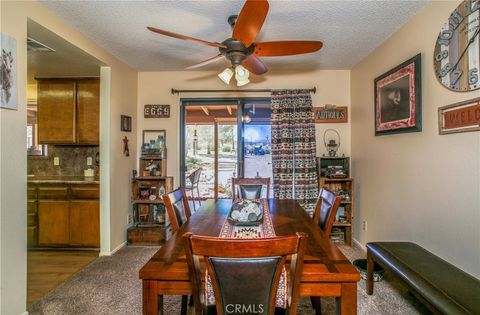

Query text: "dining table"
[139, 198, 360, 314]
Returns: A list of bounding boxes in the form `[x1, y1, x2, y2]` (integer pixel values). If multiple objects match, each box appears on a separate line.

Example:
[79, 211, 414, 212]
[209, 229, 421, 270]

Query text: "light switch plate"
[53, 157, 60, 166]
[87, 157, 93, 166]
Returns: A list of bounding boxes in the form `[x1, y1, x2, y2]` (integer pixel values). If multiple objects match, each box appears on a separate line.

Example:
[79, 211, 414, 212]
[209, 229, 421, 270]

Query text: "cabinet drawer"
[38, 186, 69, 199]
[27, 200, 37, 213]
[71, 185, 99, 199]
[28, 186, 37, 199]
[27, 213, 37, 226]
[27, 226, 38, 248]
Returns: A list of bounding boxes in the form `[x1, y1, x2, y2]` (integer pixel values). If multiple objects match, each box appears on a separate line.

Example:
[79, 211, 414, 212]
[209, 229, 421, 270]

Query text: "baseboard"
[21, 312, 29, 315]
[99, 241, 126, 256]
[353, 238, 366, 252]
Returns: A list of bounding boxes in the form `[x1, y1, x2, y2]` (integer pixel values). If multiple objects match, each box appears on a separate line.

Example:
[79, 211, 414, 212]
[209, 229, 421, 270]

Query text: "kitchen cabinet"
[76, 80, 100, 144]
[37, 78, 99, 145]
[38, 200, 70, 246]
[30, 182, 100, 248]
[37, 80, 76, 144]
[69, 185, 100, 247]
[27, 185, 38, 247]
[69, 200, 100, 247]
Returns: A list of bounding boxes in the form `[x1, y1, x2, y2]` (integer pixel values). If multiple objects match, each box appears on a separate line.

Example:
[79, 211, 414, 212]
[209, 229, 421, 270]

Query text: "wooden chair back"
[313, 188, 342, 237]
[232, 177, 270, 199]
[184, 232, 307, 315]
[162, 188, 192, 232]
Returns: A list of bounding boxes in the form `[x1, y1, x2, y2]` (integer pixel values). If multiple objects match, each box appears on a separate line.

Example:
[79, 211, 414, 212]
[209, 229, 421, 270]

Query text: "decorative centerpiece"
[227, 200, 263, 226]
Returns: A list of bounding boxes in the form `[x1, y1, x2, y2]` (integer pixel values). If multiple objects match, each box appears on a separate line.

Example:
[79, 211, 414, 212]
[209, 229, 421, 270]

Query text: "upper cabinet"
[37, 78, 99, 145]
[76, 80, 100, 144]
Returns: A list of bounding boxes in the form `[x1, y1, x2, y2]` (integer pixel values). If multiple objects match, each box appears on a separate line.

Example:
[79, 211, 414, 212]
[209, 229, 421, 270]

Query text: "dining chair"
[183, 232, 307, 315]
[162, 188, 192, 314]
[310, 188, 342, 314]
[312, 188, 342, 237]
[232, 177, 270, 200]
[185, 168, 202, 211]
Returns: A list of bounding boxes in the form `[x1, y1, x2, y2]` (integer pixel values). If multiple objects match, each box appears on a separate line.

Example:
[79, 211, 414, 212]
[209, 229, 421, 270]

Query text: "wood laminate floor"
[27, 250, 99, 307]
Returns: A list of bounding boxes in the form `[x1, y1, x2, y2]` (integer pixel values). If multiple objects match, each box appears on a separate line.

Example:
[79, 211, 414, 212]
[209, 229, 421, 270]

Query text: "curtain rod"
[171, 87, 316, 95]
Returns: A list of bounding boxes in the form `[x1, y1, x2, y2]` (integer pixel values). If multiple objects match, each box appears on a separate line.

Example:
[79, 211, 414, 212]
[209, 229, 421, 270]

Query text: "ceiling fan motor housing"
[219, 38, 254, 67]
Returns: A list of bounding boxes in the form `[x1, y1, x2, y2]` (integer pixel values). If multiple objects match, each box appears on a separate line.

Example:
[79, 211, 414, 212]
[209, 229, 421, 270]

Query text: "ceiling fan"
[147, 0, 323, 85]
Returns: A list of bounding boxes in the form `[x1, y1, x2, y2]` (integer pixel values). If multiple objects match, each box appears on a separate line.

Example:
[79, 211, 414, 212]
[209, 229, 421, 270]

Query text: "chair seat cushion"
[367, 242, 480, 315]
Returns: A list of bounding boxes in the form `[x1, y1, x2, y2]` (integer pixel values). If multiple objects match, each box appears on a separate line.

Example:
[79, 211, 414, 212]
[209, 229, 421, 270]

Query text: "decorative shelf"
[135, 176, 171, 180]
[323, 178, 353, 182]
[132, 199, 164, 204]
[333, 221, 352, 227]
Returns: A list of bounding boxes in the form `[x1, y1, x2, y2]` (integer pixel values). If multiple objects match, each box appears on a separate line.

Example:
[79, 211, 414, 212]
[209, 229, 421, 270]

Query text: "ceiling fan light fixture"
[218, 68, 234, 84]
[235, 65, 250, 86]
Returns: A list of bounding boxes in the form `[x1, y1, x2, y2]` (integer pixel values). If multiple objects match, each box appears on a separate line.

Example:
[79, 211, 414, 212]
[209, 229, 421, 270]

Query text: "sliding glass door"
[181, 98, 271, 200]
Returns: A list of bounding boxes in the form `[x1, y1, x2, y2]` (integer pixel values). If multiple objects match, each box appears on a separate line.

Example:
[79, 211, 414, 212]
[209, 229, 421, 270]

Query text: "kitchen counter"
[27, 175, 100, 185]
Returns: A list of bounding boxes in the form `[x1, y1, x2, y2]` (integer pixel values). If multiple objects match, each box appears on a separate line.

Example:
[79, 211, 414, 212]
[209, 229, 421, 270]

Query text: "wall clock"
[434, 0, 480, 92]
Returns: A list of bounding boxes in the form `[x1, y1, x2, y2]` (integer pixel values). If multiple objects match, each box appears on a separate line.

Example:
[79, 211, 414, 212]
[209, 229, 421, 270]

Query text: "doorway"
[180, 98, 272, 200]
[26, 19, 106, 307]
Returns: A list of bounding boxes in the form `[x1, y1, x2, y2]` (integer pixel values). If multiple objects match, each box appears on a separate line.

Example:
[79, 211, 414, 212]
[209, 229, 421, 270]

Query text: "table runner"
[205, 199, 288, 308]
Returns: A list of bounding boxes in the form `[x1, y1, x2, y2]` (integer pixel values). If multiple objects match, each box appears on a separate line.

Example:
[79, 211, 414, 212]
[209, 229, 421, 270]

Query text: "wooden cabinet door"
[37, 80, 76, 144]
[38, 200, 70, 246]
[69, 200, 100, 247]
[76, 80, 99, 144]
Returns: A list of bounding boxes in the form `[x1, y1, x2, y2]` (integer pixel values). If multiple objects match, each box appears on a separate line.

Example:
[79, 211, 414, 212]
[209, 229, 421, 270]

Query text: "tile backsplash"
[28, 145, 99, 176]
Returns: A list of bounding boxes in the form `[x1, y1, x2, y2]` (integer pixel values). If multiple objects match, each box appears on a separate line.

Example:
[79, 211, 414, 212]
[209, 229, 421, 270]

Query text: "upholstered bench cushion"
[367, 242, 480, 315]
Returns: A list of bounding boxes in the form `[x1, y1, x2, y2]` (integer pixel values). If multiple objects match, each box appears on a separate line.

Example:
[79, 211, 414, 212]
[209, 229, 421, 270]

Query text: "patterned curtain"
[271, 89, 318, 215]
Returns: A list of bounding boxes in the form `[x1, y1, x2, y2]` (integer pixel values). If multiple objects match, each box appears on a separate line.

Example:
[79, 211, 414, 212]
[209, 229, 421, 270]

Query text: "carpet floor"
[28, 244, 431, 315]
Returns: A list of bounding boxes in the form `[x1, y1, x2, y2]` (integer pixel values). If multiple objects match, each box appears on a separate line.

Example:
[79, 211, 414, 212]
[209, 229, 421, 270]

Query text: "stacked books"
[330, 227, 345, 244]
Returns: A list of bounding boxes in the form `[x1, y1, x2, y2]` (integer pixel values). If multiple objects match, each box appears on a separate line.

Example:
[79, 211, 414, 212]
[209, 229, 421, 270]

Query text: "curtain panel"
[271, 89, 318, 215]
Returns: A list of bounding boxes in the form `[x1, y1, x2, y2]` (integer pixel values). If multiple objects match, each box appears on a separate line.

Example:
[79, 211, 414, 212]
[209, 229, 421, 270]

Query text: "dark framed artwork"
[374, 53, 422, 136]
[121, 115, 132, 132]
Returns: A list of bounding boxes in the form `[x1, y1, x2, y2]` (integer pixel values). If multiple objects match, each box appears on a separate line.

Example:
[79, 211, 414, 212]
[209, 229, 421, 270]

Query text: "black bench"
[366, 242, 480, 315]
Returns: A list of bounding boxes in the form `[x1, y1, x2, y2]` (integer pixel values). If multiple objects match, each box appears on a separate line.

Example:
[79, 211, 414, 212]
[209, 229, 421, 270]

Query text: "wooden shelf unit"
[319, 177, 355, 246]
[128, 157, 173, 246]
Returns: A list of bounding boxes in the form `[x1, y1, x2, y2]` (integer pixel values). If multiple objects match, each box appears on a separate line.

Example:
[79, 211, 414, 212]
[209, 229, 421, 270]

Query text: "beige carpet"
[28, 244, 431, 315]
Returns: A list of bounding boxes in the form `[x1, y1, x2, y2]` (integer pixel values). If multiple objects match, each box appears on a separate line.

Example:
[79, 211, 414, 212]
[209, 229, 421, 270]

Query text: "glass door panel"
[183, 102, 239, 200]
[217, 123, 238, 198]
[185, 124, 214, 199]
[241, 101, 273, 197]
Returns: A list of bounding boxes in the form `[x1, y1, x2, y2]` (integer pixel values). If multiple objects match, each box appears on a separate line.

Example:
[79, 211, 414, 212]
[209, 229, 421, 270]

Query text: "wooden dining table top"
[139, 198, 360, 283]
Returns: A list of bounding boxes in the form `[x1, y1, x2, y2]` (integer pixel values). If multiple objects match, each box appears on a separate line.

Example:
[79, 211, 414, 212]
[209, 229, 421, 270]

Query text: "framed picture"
[142, 130, 166, 148]
[1, 33, 18, 110]
[374, 53, 422, 135]
[121, 115, 132, 132]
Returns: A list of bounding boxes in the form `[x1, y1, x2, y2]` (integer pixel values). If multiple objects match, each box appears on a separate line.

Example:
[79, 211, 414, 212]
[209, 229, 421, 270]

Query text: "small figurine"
[123, 136, 130, 156]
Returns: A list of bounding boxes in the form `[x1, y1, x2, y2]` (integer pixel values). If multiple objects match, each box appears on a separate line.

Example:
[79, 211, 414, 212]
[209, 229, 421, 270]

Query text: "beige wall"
[0, 1, 137, 314]
[137, 70, 351, 185]
[351, 1, 480, 278]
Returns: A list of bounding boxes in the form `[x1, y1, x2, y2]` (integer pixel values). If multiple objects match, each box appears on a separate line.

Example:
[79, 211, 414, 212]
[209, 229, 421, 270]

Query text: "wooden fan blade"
[185, 54, 224, 70]
[253, 41, 323, 56]
[232, 0, 269, 47]
[147, 26, 226, 49]
[242, 55, 268, 75]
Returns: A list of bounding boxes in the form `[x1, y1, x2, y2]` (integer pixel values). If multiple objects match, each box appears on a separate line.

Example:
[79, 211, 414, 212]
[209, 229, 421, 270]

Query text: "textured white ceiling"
[39, 0, 429, 71]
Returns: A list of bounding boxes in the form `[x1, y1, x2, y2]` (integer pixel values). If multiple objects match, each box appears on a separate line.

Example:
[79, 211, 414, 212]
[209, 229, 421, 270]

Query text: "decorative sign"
[438, 97, 480, 135]
[144, 104, 170, 118]
[313, 105, 348, 123]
